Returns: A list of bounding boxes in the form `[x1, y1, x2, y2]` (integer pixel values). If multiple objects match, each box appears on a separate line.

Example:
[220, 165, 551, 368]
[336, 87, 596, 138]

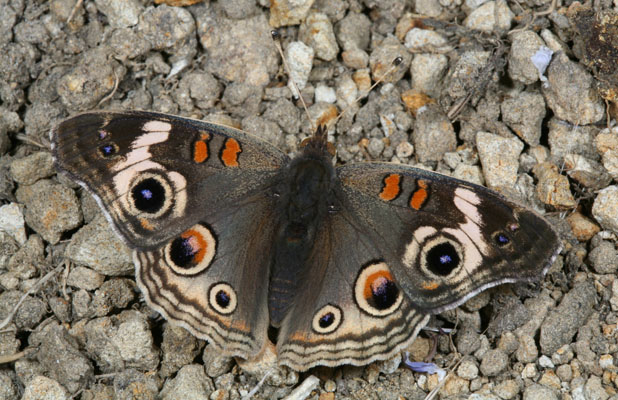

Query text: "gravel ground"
[1, 0, 618, 399]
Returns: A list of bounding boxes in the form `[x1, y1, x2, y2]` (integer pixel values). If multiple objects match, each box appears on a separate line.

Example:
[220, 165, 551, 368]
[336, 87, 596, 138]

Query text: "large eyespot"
[354, 262, 403, 317]
[311, 304, 343, 334]
[128, 173, 173, 217]
[209, 283, 237, 315]
[164, 224, 217, 275]
[421, 236, 464, 277]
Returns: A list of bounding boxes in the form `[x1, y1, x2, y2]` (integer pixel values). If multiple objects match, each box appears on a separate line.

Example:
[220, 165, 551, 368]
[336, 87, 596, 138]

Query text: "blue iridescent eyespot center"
[496, 233, 510, 246]
[215, 290, 230, 308]
[319, 312, 334, 328]
[426, 242, 460, 276]
[131, 178, 165, 213]
[98, 143, 117, 157]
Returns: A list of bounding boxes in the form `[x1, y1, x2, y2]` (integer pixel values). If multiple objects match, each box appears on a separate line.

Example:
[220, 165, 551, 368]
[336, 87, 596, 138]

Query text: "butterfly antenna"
[271, 30, 317, 133]
[330, 55, 404, 129]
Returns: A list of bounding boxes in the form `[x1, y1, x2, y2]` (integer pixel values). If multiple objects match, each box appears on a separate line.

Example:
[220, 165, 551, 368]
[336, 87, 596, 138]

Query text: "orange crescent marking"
[410, 179, 429, 210]
[181, 229, 207, 263]
[379, 174, 401, 201]
[193, 140, 208, 163]
[422, 281, 440, 290]
[363, 270, 393, 300]
[139, 218, 155, 231]
[221, 138, 241, 167]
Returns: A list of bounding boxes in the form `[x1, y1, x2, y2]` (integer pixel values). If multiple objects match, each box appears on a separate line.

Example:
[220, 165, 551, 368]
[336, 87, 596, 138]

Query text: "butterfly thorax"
[268, 130, 336, 327]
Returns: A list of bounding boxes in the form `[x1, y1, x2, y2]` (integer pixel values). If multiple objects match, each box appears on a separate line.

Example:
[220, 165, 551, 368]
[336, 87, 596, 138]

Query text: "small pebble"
[476, 131, 523, 190]
[592, 186, 618, 232]
[464, 0, 514, 33]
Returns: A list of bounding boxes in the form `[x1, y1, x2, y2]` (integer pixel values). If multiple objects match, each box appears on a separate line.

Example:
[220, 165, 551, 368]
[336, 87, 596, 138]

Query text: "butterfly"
[51, 110, 561, 371]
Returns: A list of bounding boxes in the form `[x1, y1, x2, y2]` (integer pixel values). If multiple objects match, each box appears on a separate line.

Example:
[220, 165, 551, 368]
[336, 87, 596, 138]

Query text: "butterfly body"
[51, 110, 561, 371]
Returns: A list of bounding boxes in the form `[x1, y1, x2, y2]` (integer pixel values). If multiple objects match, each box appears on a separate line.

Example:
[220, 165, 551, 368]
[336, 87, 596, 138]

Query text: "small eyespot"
[165, 224, 217, 276]
[354, 262, 403, 317]
[98, 143, 118, 157]
[508, 223, 519, 232]
[98, 130, 109, 140]
[425, 241, 461, 276]
[209, 283, 237, 315]
[495, 232, 510, 246]
[311, 304, 342, 334]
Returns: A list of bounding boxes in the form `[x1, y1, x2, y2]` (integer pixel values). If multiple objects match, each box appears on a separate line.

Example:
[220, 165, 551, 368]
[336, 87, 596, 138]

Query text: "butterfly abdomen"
[268, 152, 336, 326]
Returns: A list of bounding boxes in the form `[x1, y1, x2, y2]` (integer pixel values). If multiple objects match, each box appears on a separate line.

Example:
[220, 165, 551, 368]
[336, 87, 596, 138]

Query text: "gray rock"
[263, 98, 302, 135]
[22, 376, 69, 400]
[160, 324, 204, 378]
[515, 334, 538, 364]
[591, 186, 618, 233]
[0, 370, 17, 400]
[109, 27, 151, 61]
[202, 345, 235, 378]
[0, 291, 46, 330]
[476, 131, 524, 190]
[588, 241, 618, 274]
[523, 383, 557, 400]
[0, 231, 19, 271]
[487, 298, 529, 338]
[404, 29, 450, 53]
[48, 296, 71, 324]
[457, 359, 479, 380]
[160, 364, 215, 400]
[501, 91, 545, 146]
[410, 54, 448, 98]
[508, 31, 547, 84]
[64, 215, 132, 276]
[369, 36, 411, 83]
[285, 41, 314, 98]
[15, 179, 82, 245]
[198, 10, 277, 87]
[0, 203, 26, 245]
[413, 105, 456, 163]
[221, 82, 263, 118]
[595, 129, 618, 180]
[85, 311, 159, 373]
[113, 369, 158, 400]
[447, 50, 490, 101]
[464, 0, 514, 33]
[94, 0, 142, 28]
[91, 278, 136, 317]
[479, 349, 508, 377]
[29, 322, 93, 394]
[299, 12, 339, 61]
[137, 5, 194, 51]
[182, 71, 221, 111]
[220, 0, 257, 19]
[241, 115, 284, 148]
[66, 266, 105, 291]
[6, 236, 45, 286]
[269, 0, 315, 27]
[456, 326, 482, 355]
[56, 47, 126, 110]
[584, 376, 609, 400]
[540, 282, 596, 355]
[335, 12, 372, 51]
[542, 52, 605, 125]
[547, 118, 598, 162]
[9, 152, 54, 185]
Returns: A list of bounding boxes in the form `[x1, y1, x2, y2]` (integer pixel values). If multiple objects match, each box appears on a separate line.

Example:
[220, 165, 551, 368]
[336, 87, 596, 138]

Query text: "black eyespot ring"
[209, 283, 237, 315]
[98, 143, 118, 158]
[131, 177, 166, 214]
[495, 232, 510, 246]
[311, 304, 343, 334]
[425, 241, 461, 276]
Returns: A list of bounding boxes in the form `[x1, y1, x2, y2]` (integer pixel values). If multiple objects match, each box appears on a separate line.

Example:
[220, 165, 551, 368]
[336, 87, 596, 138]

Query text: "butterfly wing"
[52, 111, 290, 359]
[335, 162, 562, 313]
[51, 111, 289, 249]
[276, 161, 560, 370]
[276, 209, 430, 370]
